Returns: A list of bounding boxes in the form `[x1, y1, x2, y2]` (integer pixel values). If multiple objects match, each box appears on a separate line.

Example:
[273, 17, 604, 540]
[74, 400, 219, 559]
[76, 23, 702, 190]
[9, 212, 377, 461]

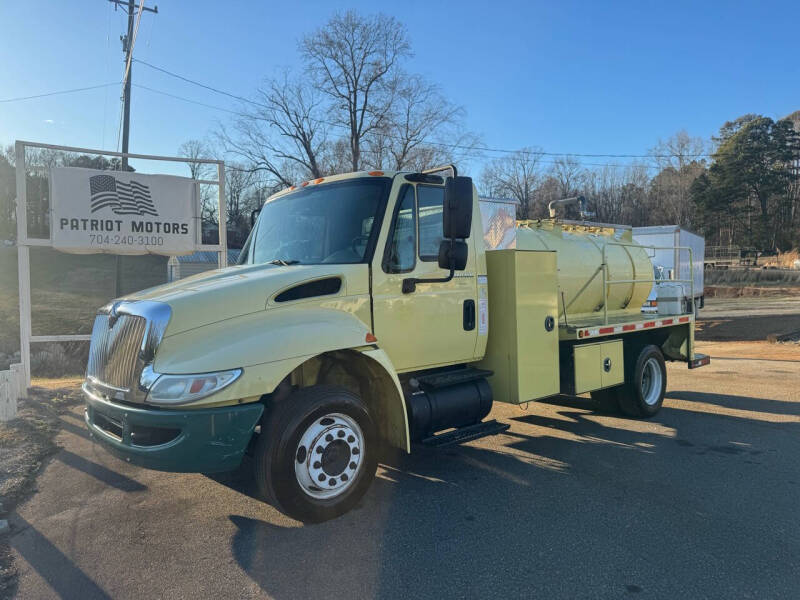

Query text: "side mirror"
[438, 240, 468, 271]
[401, 174, 473, 294]
[443, 176, 473, 239]
[250, 208, 261, 227]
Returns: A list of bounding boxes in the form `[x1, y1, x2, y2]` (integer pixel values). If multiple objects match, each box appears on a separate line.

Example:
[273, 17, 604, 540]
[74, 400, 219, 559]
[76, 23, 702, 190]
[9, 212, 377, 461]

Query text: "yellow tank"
[516, 220, 653, 320]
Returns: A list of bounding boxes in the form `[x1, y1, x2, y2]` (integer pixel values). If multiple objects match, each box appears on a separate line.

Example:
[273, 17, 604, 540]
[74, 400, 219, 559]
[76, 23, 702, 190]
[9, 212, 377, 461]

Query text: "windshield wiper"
[268, 259, 300, 266]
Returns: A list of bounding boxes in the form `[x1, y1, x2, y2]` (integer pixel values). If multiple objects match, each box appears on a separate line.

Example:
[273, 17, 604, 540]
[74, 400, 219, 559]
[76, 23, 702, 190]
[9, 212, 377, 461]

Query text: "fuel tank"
[515, 220, 653, 320]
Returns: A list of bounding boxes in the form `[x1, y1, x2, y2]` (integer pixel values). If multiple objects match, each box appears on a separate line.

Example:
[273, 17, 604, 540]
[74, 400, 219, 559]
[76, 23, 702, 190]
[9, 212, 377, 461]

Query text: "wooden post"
[15, 141, 32, 387]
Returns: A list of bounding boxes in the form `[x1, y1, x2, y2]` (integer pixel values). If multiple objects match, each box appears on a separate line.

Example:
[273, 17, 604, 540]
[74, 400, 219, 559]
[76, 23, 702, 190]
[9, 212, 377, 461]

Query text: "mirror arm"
[402, 266, 455, 294]
[402, 239, 456, 294]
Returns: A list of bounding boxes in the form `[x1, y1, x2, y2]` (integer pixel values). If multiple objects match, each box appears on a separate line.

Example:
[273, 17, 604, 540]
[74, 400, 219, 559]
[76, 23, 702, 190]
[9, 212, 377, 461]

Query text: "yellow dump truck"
[82, 166, 709, 522]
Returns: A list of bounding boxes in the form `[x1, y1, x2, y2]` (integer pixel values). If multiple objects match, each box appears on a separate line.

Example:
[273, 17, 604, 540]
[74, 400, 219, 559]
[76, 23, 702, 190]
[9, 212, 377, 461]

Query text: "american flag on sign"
[89, 175, 158, 216]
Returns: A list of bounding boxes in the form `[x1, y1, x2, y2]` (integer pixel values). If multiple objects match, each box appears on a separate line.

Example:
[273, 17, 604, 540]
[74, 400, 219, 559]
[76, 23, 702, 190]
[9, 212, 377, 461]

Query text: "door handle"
[463, 299, 475, 331]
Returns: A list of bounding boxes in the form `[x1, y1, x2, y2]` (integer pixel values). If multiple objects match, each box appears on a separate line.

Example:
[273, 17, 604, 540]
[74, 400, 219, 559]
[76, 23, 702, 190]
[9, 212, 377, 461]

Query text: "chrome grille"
[87, 314, 148, 390]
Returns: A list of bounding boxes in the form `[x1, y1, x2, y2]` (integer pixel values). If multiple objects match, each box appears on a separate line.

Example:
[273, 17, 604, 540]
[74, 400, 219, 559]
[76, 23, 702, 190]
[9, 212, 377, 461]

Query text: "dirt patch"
[0, 380, 83, 598]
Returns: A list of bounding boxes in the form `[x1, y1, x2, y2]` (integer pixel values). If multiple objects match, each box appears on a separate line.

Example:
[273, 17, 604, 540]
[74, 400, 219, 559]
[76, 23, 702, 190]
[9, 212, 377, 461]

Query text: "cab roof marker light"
[301, 181, 310, 187]
[368, 171, 384, 176]
[314, 177, 325, 184]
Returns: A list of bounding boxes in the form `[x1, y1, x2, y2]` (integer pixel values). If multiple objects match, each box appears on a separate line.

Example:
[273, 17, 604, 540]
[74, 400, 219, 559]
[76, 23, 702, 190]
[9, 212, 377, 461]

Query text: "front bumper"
[83, 383, 264, 473]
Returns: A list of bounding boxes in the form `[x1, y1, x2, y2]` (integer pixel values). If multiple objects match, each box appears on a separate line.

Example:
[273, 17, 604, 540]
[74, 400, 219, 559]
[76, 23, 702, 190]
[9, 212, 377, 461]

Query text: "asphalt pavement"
[7, 346, 800, 599]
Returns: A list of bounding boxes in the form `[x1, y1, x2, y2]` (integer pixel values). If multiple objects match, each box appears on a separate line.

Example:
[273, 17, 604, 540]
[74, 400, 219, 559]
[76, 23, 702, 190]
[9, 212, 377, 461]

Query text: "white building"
[167, 249, 241, 281]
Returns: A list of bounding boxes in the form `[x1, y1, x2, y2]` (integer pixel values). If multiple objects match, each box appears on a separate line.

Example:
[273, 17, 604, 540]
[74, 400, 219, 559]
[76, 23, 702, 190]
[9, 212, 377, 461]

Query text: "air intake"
[275, 277, 342, 303]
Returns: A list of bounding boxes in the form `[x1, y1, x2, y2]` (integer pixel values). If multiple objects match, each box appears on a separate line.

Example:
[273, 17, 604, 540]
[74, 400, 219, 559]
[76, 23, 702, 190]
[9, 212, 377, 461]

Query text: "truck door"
[371, 182, 479, 372]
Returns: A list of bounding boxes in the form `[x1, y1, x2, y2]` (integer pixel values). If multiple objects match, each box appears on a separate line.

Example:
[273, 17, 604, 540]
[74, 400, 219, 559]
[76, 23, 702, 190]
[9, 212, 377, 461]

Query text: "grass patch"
[0, 247, 168, 373]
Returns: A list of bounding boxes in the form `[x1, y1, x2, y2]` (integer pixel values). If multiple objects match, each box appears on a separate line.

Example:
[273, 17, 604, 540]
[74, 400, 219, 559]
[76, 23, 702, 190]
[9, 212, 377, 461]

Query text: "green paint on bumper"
[83, 383, 264, 473]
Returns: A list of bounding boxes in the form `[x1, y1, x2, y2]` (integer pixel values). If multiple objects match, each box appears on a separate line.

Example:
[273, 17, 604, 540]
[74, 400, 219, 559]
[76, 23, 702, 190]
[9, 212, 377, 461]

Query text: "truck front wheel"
[254, 385, 378, 523]
[616, 345, 667, 418]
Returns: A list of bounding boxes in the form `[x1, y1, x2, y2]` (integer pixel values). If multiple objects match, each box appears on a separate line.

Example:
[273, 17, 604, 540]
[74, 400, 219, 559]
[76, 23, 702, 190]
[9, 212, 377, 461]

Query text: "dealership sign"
[50, 167, 197, 255]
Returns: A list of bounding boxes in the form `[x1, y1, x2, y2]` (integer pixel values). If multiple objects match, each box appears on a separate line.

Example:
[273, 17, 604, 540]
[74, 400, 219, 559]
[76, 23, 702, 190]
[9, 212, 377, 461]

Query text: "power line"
[130, 80, 667, 171]
[132, 58, 715, 161]
[0, 83, 120, 103]
[134, 58, 260, 107]
[133, 83, 250, 117]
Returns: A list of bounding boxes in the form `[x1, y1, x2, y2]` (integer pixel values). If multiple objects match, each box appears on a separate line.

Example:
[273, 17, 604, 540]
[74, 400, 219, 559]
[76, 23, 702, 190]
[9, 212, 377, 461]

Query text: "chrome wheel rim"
[641, 357, 663, 406]
[294, 413, 364, 500]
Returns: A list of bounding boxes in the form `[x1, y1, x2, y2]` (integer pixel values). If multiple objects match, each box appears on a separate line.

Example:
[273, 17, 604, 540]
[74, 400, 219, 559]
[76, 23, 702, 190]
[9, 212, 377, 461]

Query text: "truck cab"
[83, 167, 706, 522]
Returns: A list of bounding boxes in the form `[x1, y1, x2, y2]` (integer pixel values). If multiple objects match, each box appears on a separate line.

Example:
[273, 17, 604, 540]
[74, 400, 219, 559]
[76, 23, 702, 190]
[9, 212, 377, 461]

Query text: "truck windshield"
[243, 178, 390, 265]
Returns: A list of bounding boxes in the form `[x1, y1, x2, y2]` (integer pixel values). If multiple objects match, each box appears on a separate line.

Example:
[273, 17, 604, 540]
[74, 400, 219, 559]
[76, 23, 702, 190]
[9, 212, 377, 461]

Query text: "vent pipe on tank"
[548, 195, 594, 219]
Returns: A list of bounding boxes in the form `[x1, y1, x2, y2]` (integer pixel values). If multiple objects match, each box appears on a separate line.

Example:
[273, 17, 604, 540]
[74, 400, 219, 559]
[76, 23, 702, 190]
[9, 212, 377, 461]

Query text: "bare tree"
[651, 130, 706, 171]
[301, 10, 410, 171]
[225, 164, 255, 225]
[221, 11, 476, 182]
[551, 155, 583, 199]
[649, 131, 707, 226]
[178, 139, 210, 178]
[178, 139, 219, 240]
[481, 148, 544, 219]
[382, 74, 463, 170]
[220, 73, 329, 187]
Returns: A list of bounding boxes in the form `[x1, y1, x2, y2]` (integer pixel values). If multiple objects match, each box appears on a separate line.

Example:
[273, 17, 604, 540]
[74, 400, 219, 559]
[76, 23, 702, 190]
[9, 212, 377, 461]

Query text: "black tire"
[253, 385, 378, 523]
[590, 387, 620, 413]
[616, 344, 667, 418]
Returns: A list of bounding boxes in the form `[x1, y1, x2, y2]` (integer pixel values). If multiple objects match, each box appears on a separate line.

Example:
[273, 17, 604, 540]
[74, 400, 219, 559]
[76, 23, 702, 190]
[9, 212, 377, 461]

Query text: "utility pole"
[109, 0, 158, 170]
[108, 0, 157, 295]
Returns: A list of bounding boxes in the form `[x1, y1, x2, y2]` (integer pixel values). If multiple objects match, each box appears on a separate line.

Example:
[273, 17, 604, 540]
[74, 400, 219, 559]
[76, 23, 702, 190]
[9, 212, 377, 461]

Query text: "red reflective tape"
[622, 324, 636, 331]
[643, 321, 655, 328]
[599, 327, 615, 334]
[679, 316, 690, 323]
[661, 319, 673, 325]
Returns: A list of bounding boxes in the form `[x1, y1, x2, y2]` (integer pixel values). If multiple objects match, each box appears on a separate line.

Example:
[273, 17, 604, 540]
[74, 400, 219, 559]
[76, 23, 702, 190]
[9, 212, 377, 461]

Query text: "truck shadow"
[9, 516, 112, 599]
[223, 391, 793, 599]
[667, 390, 800, 417]
[56, 449, 148, 493]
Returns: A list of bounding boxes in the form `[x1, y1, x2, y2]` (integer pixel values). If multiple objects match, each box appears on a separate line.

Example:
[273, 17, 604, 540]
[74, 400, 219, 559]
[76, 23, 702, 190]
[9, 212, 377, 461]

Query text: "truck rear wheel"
[253, 385, 378, 523]
[616, 345, 667, 418]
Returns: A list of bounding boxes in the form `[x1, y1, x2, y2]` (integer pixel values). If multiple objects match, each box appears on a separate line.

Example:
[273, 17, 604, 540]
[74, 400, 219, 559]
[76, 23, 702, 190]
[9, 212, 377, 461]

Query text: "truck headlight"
[146, 369, 242, 405]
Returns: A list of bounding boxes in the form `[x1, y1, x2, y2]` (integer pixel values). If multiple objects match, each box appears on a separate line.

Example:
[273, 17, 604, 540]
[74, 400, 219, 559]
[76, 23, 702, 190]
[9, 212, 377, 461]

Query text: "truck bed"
[559, 312, 693, 341]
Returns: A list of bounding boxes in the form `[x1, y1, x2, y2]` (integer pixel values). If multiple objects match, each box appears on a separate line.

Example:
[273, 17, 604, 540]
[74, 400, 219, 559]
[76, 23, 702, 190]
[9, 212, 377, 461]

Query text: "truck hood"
[125, 263, 356, 336]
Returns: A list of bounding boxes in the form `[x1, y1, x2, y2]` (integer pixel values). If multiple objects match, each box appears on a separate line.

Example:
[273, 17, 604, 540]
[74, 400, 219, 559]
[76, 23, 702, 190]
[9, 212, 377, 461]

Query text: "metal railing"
[599, 242, 695, 325]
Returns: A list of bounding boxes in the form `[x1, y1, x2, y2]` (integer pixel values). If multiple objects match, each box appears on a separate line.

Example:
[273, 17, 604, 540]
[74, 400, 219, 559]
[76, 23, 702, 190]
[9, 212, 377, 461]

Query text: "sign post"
[14, 140, 227, 388]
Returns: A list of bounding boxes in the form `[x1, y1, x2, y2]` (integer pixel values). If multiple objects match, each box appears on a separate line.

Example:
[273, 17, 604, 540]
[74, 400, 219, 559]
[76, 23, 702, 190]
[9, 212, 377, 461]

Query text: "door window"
[384, 185, 416, 273]
[417, 186, 444, 261]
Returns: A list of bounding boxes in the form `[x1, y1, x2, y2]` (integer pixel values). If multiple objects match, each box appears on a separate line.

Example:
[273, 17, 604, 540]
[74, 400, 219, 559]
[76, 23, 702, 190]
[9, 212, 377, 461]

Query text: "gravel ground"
[3, 336, 800, 600]
[0, 381, 83, 597]
[2, 297, 798, 599]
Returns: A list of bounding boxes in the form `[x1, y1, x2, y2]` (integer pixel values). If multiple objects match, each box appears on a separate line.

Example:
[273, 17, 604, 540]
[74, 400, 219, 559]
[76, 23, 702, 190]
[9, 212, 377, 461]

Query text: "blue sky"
[1, 0, 798, 176]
